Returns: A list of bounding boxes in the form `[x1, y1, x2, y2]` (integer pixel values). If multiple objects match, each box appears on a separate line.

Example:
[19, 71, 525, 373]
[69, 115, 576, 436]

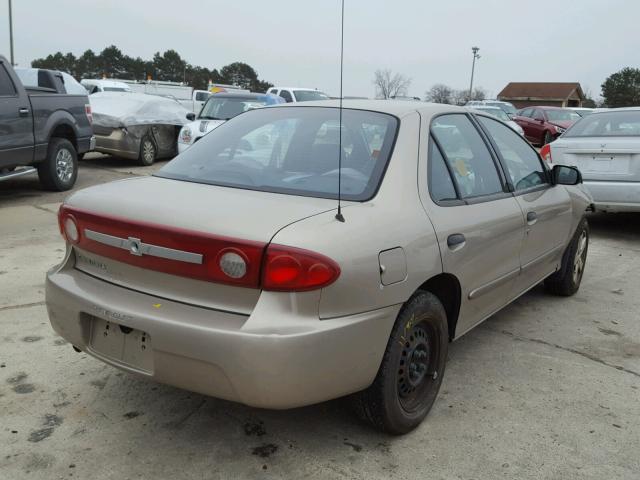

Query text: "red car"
[513, 106, 581, 145]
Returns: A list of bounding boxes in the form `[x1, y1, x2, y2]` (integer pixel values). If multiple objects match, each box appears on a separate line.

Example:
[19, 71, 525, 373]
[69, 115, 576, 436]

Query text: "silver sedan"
[46, 101, 592, 434]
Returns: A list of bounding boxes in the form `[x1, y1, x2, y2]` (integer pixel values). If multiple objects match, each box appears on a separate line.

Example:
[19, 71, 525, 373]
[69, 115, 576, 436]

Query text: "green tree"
[219, 62, 272, 91]
[601, 68, 640, 107]
[152, 50, 187, 82]
[98, 45, 128, 78]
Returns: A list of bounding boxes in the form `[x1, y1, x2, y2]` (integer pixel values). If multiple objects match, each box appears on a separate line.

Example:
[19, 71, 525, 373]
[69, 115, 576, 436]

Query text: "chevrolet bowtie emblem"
[127, 237, 143, 256]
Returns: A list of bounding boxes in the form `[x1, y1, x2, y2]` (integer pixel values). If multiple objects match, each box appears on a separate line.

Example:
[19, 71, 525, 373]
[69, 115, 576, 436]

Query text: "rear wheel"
[37, 137, 78, 191]
[545, 218, 589, 296]
[543, 131, 553, 145]
[352, 291, 448, 435]
[139, 136, 156, 166]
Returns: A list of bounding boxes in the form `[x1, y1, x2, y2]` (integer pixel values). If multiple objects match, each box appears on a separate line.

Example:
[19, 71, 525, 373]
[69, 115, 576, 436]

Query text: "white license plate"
[89, 316, 153, 373]
[585, 155, 630, 174]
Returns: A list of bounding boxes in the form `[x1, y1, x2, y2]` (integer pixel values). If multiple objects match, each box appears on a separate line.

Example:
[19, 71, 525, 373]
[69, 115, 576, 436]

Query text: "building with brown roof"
[497, 82, 585, 109]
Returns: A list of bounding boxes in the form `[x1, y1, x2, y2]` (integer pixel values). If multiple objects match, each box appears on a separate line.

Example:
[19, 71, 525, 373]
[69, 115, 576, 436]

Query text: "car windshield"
[485, 102, 516, 115]
[199, 96, 270, 120]
[546, 110, 581, 122]
[564, 110, 640, 137]
[476, 108, 510, 122]
[157, 107, 398, 201]
[293, 90, 329, 102]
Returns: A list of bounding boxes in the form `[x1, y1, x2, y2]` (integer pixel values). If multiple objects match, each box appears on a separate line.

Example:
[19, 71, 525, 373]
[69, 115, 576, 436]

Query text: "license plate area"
[585, 154, 630, 174]
[89, 316, 153, 374]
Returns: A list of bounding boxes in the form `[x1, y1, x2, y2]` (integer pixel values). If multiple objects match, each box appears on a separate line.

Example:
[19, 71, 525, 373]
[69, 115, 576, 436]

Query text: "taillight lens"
[262, 245, 340, 292]
[540, 144, 552, 162]
[58, 207, 80, 244]
[85, 104, 93, 125]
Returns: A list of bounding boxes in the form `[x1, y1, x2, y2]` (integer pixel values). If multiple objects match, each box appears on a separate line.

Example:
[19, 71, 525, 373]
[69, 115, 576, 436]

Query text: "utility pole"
[468, 46, 481, 100]
[8, 0, 15, 65]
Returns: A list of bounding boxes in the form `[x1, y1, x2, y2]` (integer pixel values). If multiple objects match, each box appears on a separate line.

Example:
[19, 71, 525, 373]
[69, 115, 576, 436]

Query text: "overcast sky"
[1, 0, 638, 99]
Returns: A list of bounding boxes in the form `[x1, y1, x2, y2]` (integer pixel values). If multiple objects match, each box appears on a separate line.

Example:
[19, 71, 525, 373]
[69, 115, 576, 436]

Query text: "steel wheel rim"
[55, 148, 74, 182]
[573, 230, 588, 283]
[142, 141, 155, 163]
[397, 321, 438, 413]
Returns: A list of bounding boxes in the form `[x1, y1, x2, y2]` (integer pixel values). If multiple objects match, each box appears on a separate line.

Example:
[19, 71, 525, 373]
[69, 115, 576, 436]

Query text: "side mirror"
[553, 165, 582, 185]
[186, 112, 196, 121]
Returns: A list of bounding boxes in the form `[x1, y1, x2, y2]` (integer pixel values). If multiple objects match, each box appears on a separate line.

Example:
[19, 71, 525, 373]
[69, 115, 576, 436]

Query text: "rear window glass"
[0, 65, 16, 96]
[158, 107, 398, 201]
[564, 110, 640, 137]
[293, 90, 329, 102]
[199, 96, 272, 120]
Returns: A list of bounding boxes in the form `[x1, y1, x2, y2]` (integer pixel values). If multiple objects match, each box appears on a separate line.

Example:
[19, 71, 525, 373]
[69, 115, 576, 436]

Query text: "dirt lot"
[1, 156, 639, 479]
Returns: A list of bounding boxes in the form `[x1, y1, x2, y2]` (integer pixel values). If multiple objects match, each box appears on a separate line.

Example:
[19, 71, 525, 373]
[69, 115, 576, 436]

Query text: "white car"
[545, 107, 640, 212]
[177, 92, 284, 153]
[81, 79, 132, 94]
[470, 106, 525, 136]
[266, 87, 329, 103]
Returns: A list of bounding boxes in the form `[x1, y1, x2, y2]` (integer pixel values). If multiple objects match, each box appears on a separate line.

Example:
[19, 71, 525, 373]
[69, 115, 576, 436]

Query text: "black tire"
[37, 137, 78, 191]
[543, 131, 553, 145]
[139, 136, 156, 166]
[545, 217, 589, 296]
[352, 291, 448, 435]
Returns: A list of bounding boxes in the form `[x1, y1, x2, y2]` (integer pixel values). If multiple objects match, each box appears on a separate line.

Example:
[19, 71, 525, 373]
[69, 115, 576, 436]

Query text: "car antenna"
[335, 0, 346, 223]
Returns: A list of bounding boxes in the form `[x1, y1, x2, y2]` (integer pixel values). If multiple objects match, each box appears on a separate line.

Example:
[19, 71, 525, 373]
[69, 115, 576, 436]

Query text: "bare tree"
[425, 84, 453, 104]
[451, 87, 487, 105]
[373, 69, 412, 99]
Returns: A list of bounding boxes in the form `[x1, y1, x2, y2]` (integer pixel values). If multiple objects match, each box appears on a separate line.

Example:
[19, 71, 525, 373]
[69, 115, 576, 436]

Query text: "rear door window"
[478, 116, 547, 191]
[431, 114, 504, 198]
[428, 138, 458, 202]
[279, 90, 293, 103]
[0, 65, 17, 96]
[532, 109, 545, 121]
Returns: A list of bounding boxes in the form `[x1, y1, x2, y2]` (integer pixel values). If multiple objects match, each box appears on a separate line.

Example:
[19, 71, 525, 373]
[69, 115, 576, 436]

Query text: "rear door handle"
[526, 211, 538, 225]
[447, 233, 466, 249]
[18, 107, 29, 117]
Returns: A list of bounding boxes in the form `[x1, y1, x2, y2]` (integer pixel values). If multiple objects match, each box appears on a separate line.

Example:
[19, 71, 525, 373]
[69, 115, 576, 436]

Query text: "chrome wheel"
[56, 148, 74, 182]
[573, 230, 588, 284]
[142, 140, 155, 164]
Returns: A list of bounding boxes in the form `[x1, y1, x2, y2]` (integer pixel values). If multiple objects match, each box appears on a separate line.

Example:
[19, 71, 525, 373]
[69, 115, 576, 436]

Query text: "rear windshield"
[564, 110, 640, 137]
[157, 107, 398, 201]
[293, 90, 329, 102]
[475, 108, 509, 121]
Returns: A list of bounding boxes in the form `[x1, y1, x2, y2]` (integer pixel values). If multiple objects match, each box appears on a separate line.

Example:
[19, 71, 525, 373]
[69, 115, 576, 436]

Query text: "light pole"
[468, 46, 480, 100]
[8, 0, 15, 65]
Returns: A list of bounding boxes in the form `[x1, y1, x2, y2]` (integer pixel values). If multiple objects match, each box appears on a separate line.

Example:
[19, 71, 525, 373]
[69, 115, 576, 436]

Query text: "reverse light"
[262, 245, 340, 292]
[58, 208, 80, 244]
[218, 250, 248, 279]
[540, 144, 552, 162]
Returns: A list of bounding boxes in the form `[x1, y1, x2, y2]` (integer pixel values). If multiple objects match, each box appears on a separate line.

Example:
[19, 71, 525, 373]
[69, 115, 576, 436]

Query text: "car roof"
[272, 99, 467, 118]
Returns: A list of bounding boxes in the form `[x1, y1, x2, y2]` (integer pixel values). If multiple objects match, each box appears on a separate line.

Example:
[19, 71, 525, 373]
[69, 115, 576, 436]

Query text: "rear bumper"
[77, 135, 95, 154]
[45, 266, 398, 409]
[584, 180, 640, 212]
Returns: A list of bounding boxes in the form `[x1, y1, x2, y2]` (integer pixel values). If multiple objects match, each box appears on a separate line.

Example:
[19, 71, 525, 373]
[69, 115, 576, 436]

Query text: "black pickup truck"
[0, 55, 94, 191]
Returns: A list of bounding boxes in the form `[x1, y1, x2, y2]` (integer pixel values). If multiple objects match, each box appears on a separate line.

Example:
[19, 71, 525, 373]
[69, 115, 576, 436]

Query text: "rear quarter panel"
[270, 112, 442, 319]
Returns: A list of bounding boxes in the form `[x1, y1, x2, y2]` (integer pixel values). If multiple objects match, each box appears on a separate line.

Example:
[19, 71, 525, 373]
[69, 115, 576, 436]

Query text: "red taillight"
[58, 206, 80, 244]
[540, 144, 552, 162]
[262, 245, 340, 292]
[60, 206, 340, 291]
[85, 104, 93, 125]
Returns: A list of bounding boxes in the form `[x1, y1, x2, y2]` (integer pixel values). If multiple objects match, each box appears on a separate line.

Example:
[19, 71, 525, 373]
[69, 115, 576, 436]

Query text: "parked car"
[177, 92, 284, 153]
[266, 87, 329, 103]
[469, 105, 525, 136]
[513, 106, 581, 145]
[542, 108, 640, 212]
[466, 100, 517, 117]
[47, 101, 590, 435]
[90, 92, 189, 165]
[0, 56, 94, 190]
[81, 79, 132, 94]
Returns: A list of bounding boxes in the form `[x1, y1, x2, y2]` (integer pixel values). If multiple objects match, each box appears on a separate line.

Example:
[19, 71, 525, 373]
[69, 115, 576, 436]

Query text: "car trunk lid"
[63, 176, 336, 313]
[551, 137, 640, 182]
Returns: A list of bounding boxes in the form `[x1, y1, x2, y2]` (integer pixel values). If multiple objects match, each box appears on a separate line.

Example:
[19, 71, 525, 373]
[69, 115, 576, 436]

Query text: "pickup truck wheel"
[545, 218, 589, 296]
[351, 291, 448, 435]
[37, 138, 78, 191]
[139, 137, 156, 166]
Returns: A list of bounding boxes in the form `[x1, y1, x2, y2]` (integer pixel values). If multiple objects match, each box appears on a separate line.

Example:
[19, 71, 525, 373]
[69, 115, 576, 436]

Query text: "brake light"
[540, 144, 552, 162]
[262, 245, 340, 292]
[85, 104, 93, 125]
